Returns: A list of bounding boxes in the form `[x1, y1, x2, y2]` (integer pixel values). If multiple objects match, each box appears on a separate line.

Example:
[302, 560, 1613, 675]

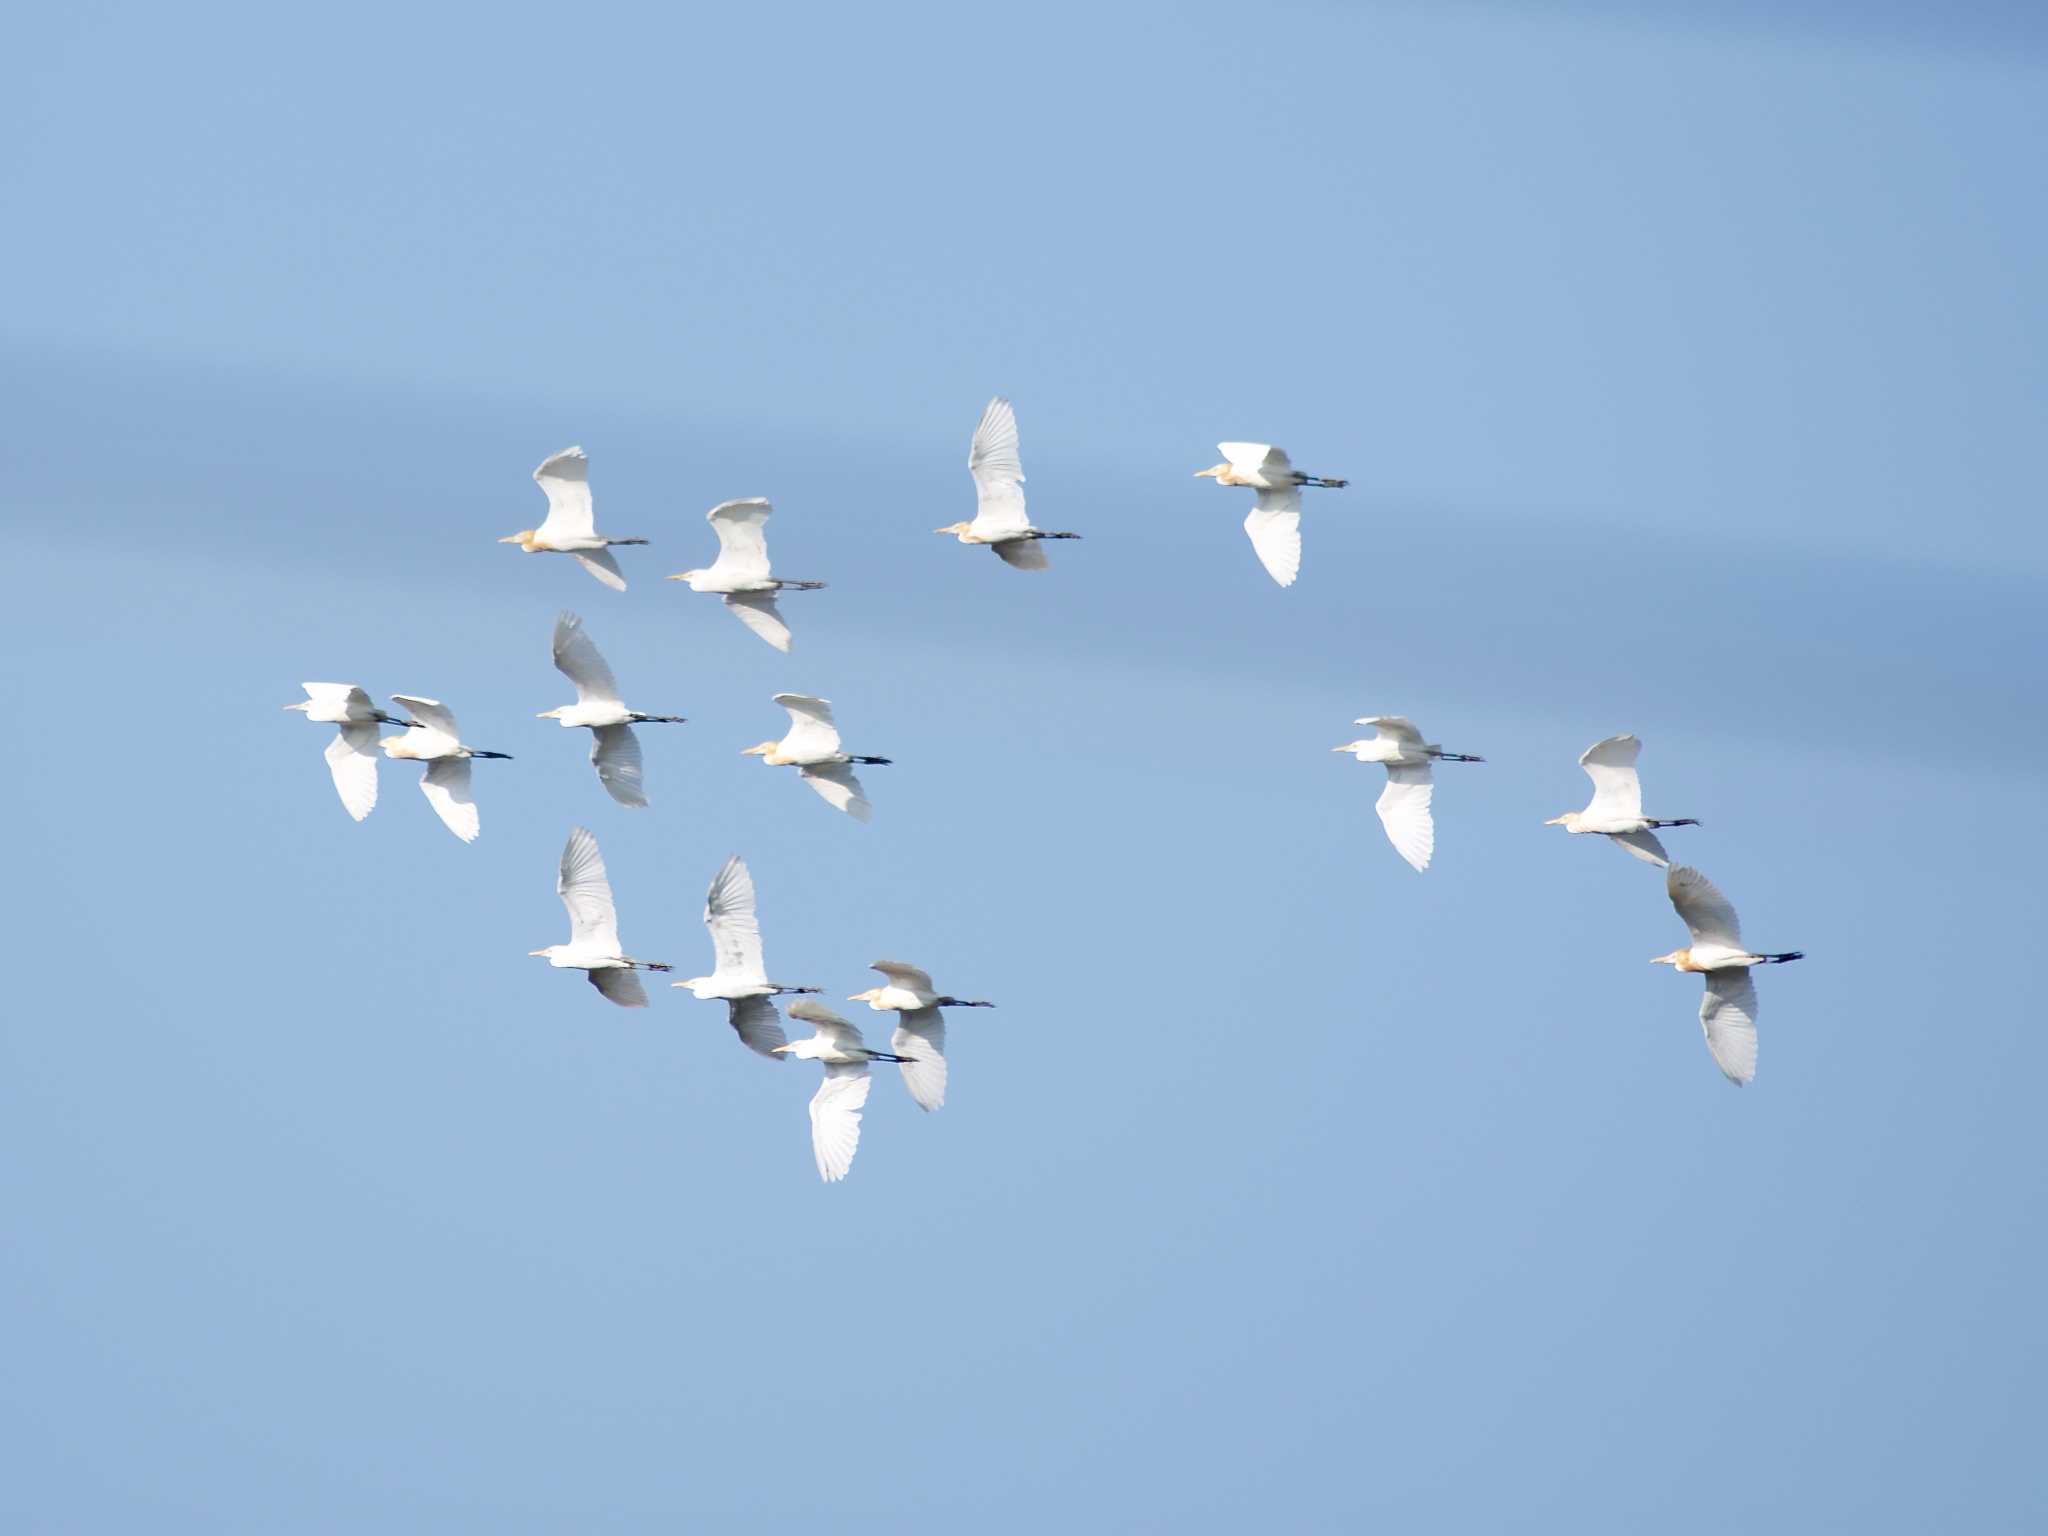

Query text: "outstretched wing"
[788, 998, 854, 1031]
[724, 591, 791, 652]
[1244, 485, 1303, 587]
[872, 961, 936, 993]
[1580, 733, 1645, 821]
[298, 682, 377, 723]
[589, 968, 648, 1007]
[419, 757, 479, 843]
[968, 396, 1029, 537]
[727, 995, 788, 1059]
[1667, 866, 1743, 949]
[703, 854, 766, 985]
[773, 693, 843, 759]
[809, 1062, 872, 1182]
[1374, 762, 1435, 873]
[573, 548, 627, 591]
[557, 827, 622, 951]
[1356, 716, 1427, 749]
[891, 1007, 948, 1112]
[590, 724, 646, 809]
[533, 446, 595, 542]
[1218, 442, 1292, 479]
[1609, 828, 1669, 866]
[992, 538, 1050, 571]
[324, 723, 380, 821]
[389, 694, 460, 752]
[800, 763, 871, 822]
[705, 499, 775, 586]
[551, 611, 622, 705]
[1699, 969, 1759, 1086]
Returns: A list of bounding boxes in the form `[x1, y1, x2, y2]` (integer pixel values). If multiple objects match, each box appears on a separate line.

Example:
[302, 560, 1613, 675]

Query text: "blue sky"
[4, 2, 2045, 1529]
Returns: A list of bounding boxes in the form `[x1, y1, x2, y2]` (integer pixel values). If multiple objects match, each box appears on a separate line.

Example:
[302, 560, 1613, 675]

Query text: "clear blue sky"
[4, 2, 2045, 1529]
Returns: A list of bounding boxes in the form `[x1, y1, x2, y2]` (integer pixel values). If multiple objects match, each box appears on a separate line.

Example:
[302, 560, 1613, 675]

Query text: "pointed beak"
[1194, 465, 1224, 479]
[1544, 816, 1566, 826]
[283, 702, 306, 711]
[498, 535, 523, 544]
[528, 949, 549, 957]
[770, 1044, 792, 1053]
[1330, 745, 1351, 753]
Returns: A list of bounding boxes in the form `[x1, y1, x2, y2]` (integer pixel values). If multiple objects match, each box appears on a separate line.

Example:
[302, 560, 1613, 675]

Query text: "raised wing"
[1609, 828, 1670, 867]
[1580, 733, 1645, 821]
[590, 724, 646, 808]
[891, 1006, 947, 1112]
[300, 682, 377, 723]
[573, 548, 627, 591]
[1667, 866, 1743, 949]
[389, 694, 461, 752]
[788, 999, 853, 1031]
[727, 994, 788, 1059]
[557, 826, 622, 951]
[1244, 485, 1303, 587]
[551, 611, 622, 705]
[533, 446, 594, 542]
[419, 757, 479, 842]
[809, 1063, 872, 1181]
[992, 537, 1050, 571]
[968, 396, 1029, 537]
[773, 693, 843, 759]
[589, 968, 649, 1007]
[872, 961, 936, 993]
[324, 723, 379, 821]
[1699, 969, 1759, 1085]
[1375, 762, 1435, 872]
[703, 854, 766, 985]
[1218, 442, 1292, 479]
[724, 591, 791, 652]
[1357, 716, 1427, 749]
[800, 763, 871, 822]
[705, 499, 775, 586]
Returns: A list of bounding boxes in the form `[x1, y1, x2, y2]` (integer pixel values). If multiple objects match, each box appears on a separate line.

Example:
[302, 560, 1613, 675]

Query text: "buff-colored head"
[1649, 949, 1693, 970]
[1546, 813, 1582, 830]
[933, 522, 972, 537]
[500, 530, 544, 551]
[537, 708, 565, 721]
[741, 741, 779, 759]
[847, 986, 883, 1005]
[1194, 463, 1233, 483]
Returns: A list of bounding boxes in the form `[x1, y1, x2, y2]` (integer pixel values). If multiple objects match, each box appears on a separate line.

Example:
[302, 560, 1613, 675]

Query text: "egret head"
[666, 570, 701, 582]
[500, 530, 542, 551]
[740, 741, 779, 758]
[673, 975, 711, 992]
[769, 1042, 793, 1054]
[1194, 463, 1231, 481]
[933, 522, 972, 537]
[536, 707, 564, 721]
[528, 946, 557, 959]
[1648, 949, 1688, 969]
[1545, 813, 1580, 830]
[282, 700, 309, 712]
[847, 986, 883, 1005]
[1330, 741, 1363, 755]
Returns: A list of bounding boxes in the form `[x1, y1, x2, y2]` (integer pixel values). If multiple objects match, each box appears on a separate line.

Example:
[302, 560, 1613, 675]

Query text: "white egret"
[848, 963, 991, 1112]
[848, 960, 994, 1013]
[539, 611, 687, 808]
[1193, 442, 1347, 587]
[665, 498, 826, 653]
[671, 853, 822, 1059]
[1546, 734, 1699, 867]
[499, 446, 649, 591]
[773, 1000, 915, 1182]
[1332, 716, 1484, 873]
[934, 396, 1081, 570]
[377, 694, 512, 843]
[741, 693, 892, 823]
[1653, 865, 1805, 1086]
[528, 827, 673, 1006]
[283, 682, 417, 822]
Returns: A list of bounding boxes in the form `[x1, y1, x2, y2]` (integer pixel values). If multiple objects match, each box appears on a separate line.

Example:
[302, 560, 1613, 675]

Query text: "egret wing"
[800, 762, 871, 822]
[533, 446, 594, 542]
[1218, 442, 1291, 479]
[1699, 969, 1759, 1086]
[809, 1063, 872, 1182]
[389, 694, 460, 752]
[557, 827, 622, 951]
[772, 693, 843, 759]
[872, 961, 936, 993]
[300, 682, 377, 723]
[968, 396, 1029, 537]
[419, 757, 479, 843]
[891, 1006, 947, 1112]
[590, 724, 647, 808]
[703, 854, 766, 985]
[788, 999, 853, 1030]
[551, 611, 622, 705]
[705, 499, 775, 586]
[573, 548, 627, 592]
[1609, 828, 1670, 866]
[1667, 866, 1743, 949]
[324, 723, 380, 821]
[590, 968, 649, 1008]
[992, 538, 1050, 571]
[1375, 762, 1435, 872]
[1356, 716, 1426, 749]
[1580, 733, 1645, 820]
[724, 591, 791, 652]
[1244, 485, 1303, 587]
[727, 995, 788, 1059]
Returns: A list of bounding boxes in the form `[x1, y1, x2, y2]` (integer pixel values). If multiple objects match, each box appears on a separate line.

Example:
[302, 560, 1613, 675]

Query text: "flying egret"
[665, 498, 826, 653]
[773, 1000, 914, 1182]
[1332, 716, 1485, 873]
[1193, 442, 1347, 587]
[671, 853, 823, 1059]
[539, 611, 686, 808]
[1653, 865, 1805, 1086]
[528, 827, 673, 1006]
[1546, 734, 1699, 867]
[377, 694, 512, 843]
[848, 960, 995, 1013]
[741, 693, 892, 823]
[499, 446, 650, 591]
[934, 396, 1081, 570]
[283, 683, 418, 822]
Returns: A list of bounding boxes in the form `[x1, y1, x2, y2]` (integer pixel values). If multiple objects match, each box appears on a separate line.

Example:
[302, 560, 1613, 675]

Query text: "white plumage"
[847, 961, 992, 1110]
[775, 1000, 916, 1181]
[1332, 716, 1484, 873]
[1193, 441, 1347, 587]
[528, 827, 672, 1006]
[377, 694, 511, 843]
[1547, 734, 1698, 866]
[500, 446, 651, 590]
[740, 693, 892, 822]
[672, 854, 821, 1059]
[538, 612, 687, 808]
[934, 397, 1081, 567]
[1651, 865, 1805, 1086]
[666, 498, 827, 653]
[283, 682, 414, 822]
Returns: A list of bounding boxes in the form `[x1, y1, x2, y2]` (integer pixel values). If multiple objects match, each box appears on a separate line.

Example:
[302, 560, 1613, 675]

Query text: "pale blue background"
[4, 2, 2044, 1529]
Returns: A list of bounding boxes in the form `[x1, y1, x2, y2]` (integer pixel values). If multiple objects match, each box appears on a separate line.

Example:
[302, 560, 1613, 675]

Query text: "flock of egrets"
[288, 398, 1805, 1178]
